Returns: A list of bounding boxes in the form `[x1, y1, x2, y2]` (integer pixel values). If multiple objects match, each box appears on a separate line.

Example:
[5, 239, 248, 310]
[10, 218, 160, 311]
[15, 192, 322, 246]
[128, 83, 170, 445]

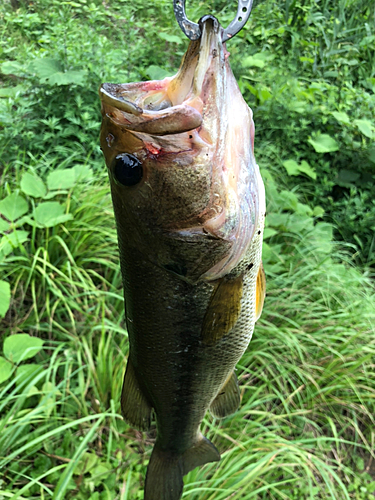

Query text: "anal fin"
[210, 371, 241, 418]
[181, 435, 220, 475]
[121, 358, 152, 431]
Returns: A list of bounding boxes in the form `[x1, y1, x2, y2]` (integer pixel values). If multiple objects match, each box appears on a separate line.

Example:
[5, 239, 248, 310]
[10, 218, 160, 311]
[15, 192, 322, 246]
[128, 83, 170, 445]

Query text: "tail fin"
[144, 436, 220, 500]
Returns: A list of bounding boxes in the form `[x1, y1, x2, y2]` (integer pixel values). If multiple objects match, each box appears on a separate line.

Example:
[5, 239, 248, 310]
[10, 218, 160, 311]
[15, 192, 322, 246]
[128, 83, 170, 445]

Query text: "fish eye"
[113, 153, 143, 186]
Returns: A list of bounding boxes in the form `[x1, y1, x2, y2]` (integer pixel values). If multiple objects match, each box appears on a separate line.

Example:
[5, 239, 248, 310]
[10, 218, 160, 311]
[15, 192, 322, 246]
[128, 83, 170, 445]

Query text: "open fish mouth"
[99, 16, 265, 281]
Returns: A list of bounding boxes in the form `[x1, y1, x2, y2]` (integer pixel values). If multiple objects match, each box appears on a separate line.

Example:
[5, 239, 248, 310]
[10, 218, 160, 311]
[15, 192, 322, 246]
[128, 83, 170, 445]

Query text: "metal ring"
[173, 0, 254, 42]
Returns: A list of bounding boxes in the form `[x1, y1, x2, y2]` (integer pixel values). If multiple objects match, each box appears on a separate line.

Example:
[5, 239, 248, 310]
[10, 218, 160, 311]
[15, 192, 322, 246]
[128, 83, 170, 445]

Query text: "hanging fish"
[99, 3, 265, 499]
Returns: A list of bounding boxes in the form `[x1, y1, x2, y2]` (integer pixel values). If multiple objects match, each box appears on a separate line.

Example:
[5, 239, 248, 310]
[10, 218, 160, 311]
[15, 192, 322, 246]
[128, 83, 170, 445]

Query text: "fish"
[99, 15, 266, 500]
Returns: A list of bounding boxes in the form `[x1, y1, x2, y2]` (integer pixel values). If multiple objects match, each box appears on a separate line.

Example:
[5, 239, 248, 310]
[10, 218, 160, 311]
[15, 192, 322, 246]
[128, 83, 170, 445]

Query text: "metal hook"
[173, 0, 254, 43]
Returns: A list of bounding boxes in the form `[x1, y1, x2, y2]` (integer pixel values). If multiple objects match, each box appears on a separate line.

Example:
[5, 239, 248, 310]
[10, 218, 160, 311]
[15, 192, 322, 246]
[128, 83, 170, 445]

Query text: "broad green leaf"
[73, 452, 98, 475]
[259, 88, 272, 102]
[47, 70, 87, 86]
[0, 280, 11, 318]
[354, 119, 373, 138]
[299, 56, 314, 63]
[0, 230, 29, 258]
[262, 242, 272, 263]
[4, 334, 44, 364]
[0, 61, 26, 76]
[30, 58, 87, 86]
[16, 364, 43, 391]
[0, 356, 13, 384]
[146, 65, 171, 80]
[313, 206, 325, 217]
[47, 169, 75, 190]
[72, 165, 93, 182]
[298, 160, 317, 180]
[279, 190, 299, 211]
[282, 160, 300, 176]
[0, 192, 28, 221]
[0, 85, 25, 98]
[308, 134, 339, 153]
[337, 169, 360, 184]
[331, 111, 350, 125]
[43, 190, 68, 200]
[30, 58, 62, 78]
[21, 173, 47, 198]
[34, 202, 73, 228]
[296, 202, 313, 216]
[263, 227, 277, 239]
[243, 52, 274, 68]
[158, 32, 182, 44]
[243, 56, 265, 68]
[47, 169, 76, 190]
[0, 219, 10, 233]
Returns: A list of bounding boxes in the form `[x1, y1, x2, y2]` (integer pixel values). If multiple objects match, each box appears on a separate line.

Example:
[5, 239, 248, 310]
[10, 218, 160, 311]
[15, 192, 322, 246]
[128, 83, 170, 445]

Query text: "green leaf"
[0, 230, 29, 259]
[0, 356, 13, 384]
[337, 169, 360, 185]
[0, 85, 25, 98]
[73, 452, 98, 475]
[146, 65, 171, 80]
[354, 119, 373, 138]
[0, 280, 11, 318]
[0, 61, 26, 76]
[0, 192, 28, 221]
[259, 88, 272, 102]
[47, 169, 76, 190]
[158, 32, 182, 44]
[279, 190, 299, 211]
[30, 58, 87, 86]
[263, 227, 277, 239]
[4, 334, 44, 363]
[243, 56, 265, 68]
[242, 52, 274, 68]
[313, 206, 325, 217]
[73, 165, 93, 182]
[0, 219, 10, 233]
[43, 190, 68, 200]
[308, 134, 339, 153]
[298, 160, 316, 180]
[16, 364, 43, 390]
[282, 160, 300, 176]
[34, 202, 73, 228]
[21, 173, 47, 198]
[331, 111, 350, 125]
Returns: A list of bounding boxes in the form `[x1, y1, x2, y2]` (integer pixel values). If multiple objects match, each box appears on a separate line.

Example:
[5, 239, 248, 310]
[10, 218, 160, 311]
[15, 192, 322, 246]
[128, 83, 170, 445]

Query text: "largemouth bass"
[99, 15, 266, 500]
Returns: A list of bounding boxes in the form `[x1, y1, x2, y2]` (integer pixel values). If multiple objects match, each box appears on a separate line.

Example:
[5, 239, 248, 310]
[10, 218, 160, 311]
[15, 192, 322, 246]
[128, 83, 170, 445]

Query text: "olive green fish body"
[100, 16, 266, 500]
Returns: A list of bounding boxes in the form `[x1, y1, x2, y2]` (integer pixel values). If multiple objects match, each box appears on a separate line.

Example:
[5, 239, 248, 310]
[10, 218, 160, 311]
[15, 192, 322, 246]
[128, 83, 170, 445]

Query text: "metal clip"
[173, 0, 254, 42]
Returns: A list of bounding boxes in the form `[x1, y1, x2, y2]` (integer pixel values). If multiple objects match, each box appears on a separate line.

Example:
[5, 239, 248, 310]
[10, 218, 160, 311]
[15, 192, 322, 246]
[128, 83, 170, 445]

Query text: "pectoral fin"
[210, 371, 241, 418]
[201, 275, 243, 346]
[121, 358, 152, 431]
[255, 262, 266, 321]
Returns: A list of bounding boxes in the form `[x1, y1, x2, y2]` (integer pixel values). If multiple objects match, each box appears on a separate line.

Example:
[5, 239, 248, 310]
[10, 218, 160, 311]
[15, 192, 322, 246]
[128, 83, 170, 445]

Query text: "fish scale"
[100, 15, 265, 500]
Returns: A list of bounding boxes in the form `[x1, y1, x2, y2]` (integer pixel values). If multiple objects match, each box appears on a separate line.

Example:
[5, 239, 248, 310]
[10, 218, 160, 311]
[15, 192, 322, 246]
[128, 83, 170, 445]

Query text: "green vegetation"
[0, 0, 374, 499]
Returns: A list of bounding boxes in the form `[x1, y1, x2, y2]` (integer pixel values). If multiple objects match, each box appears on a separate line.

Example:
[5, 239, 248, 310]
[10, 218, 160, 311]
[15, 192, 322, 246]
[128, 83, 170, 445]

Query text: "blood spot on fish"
[145, 142, 160, 156]
[106, 133, 115, 147]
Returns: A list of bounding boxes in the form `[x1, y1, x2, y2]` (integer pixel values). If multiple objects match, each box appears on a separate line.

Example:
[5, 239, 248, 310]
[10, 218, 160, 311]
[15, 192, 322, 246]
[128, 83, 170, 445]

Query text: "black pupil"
[113, 154, 143, 186]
